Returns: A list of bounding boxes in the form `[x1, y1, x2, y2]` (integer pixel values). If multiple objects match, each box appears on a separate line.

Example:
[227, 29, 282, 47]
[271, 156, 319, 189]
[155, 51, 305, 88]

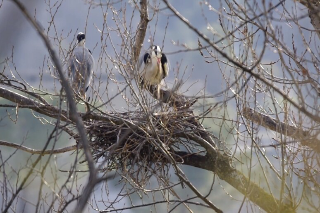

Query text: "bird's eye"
[77, 33, 85, 42]
[143, 53, 151, 64]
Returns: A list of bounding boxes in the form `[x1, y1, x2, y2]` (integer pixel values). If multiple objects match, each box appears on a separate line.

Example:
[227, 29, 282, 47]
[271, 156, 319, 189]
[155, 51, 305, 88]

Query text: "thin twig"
[10, 1, 97, 212]
[162, 0, 320, 124]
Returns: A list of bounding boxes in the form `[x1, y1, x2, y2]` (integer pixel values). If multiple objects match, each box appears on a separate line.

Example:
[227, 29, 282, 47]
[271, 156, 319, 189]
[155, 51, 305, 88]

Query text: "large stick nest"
[89, 110, 206, 159]
[79, 107, 214, 184]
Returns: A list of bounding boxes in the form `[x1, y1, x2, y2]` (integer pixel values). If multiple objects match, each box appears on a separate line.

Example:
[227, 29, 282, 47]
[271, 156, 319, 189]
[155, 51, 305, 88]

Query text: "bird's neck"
[77, 40, 85, 47]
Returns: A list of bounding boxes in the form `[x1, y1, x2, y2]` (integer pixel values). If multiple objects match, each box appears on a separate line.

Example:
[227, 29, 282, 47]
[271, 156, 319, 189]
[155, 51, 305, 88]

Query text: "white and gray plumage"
[138, 45, 169, 97]
[68, 32, 94, 99]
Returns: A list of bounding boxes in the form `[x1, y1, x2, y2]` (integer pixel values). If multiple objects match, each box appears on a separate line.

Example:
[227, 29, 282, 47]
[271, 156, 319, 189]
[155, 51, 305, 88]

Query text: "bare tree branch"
[176, 151, 294, 213]
[0, 86, 70, 121]
[132, 0, 149, 65]
[297, 0, 320, 39]
[0, 140, 78, 155]
[243, 107, 320, 152]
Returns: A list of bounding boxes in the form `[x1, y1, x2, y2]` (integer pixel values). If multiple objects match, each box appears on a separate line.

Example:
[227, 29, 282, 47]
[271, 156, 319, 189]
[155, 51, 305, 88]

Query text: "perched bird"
[138, 45, 169, 98]
[68, 32, 94, 100]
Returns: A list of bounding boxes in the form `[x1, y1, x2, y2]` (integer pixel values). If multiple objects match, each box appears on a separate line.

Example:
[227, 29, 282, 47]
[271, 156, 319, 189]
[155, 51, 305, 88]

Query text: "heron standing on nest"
[68, 32, 94, 100]
[138, 45, 169, 98]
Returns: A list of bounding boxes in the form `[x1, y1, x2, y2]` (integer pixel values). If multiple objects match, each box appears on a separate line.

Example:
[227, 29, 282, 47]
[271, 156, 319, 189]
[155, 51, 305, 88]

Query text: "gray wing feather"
[68, 47, 94, 95]
[161, 53, 169, 79]
[138, 54, 146, 74]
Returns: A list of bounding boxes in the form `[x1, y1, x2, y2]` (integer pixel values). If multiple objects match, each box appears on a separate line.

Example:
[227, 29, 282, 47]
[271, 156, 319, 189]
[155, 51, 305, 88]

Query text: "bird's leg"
[85, 102, 90, 113]
[148, 85, 159, 100]
[80, 92, 90, 113]
[157, 85, 160, 99]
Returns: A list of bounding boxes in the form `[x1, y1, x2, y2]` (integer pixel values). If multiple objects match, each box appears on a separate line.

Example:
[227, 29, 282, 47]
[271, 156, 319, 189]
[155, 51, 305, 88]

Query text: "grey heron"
[138, 45, 169, 98]
[68, 32, 94, 100]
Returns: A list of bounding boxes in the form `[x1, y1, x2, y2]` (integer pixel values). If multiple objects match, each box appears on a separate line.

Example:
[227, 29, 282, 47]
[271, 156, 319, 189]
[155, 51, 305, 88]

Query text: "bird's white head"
[77, 32, 86, 46]
[151, 45, 162, 64]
